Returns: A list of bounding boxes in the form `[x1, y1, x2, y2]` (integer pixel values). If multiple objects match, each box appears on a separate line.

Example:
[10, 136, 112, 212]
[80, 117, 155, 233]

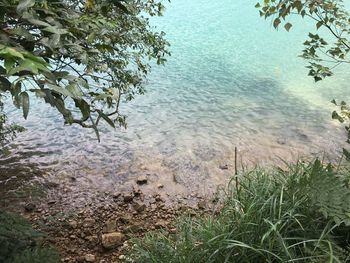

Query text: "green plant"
[128, 160, 350, 262]
[0, 210, 59, 263]
[0, 0, 169, 141]
[0, 98, 24, 145]
[256, 0, 350, 152]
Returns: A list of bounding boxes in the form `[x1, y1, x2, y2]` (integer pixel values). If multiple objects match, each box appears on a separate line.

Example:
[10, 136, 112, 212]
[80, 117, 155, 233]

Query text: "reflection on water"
[0, 0, 349, 206]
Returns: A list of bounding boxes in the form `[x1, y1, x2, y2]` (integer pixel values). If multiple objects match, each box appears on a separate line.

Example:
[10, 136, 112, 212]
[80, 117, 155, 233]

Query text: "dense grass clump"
[129, 160, 350, 262]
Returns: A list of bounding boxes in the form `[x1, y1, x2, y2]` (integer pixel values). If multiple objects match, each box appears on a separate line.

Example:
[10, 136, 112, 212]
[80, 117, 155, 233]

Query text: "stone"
[47, 200, 57, 205]
[46, 181, 59, 188]
[24, 202, 36, 212]
[68, 220, 78, 229]
[85, 235, 98, 244]
[169, 228, 177, 234]
[133, 185, 142, 196]
[123, 193, 134, 202]
[157, 184, 164, 189]
[119, 255, 126, 260]
[82, 218, 95, 227]
[136, 175, 148, 185]
[155, 220, 167, 229]
[84, 254, 95, 262]
[101, 232, 124, 249]
[118, 215, 131, 223]
[103, 220, 116, 233]
[277, 138, 286, 145]
[197, 200, 206, 210]
[70, 176, 76, 182]
[112, 192, 121, 198]
[155, 195, 163, 202]
[133, 202, 146, 213]
[219, 164, 229, 170]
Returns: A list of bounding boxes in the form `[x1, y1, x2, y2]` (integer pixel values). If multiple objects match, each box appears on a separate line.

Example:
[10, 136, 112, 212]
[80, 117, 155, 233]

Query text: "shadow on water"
[0, 59, 346, 206]
[0, 148, 50, 208]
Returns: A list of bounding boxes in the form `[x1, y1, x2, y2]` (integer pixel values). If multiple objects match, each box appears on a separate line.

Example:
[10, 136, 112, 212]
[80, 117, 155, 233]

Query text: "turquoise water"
[1, 0, 349, 202]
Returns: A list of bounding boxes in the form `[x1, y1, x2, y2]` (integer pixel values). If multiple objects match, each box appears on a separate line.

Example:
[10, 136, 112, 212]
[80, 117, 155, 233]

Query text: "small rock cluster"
[24, 175, 212, 263]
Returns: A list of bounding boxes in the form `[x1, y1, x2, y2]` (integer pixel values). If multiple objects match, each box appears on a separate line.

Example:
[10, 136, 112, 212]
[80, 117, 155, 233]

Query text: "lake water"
[1, 0, 349, 204]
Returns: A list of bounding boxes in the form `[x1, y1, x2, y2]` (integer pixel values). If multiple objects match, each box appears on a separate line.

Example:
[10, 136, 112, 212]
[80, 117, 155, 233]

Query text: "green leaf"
[96, 109, 115, 128]
[4, 58, 16, 73]
[17, 0, 35, 14]
[273, 18, 281, 29]
[66, 84, 83, 99]
[109, 0, 130, 14]
[316, 21, 323, 30]
[0, 76, 11, 92]
[0, 47, 24, 60]
[284, 23, 292, 32]
[343, 148, 350, 160]
[20, 91, 30, 119]
[332, 111, 344, 123]
[46, 84, 73, 98]
[75, 99, 90, 121]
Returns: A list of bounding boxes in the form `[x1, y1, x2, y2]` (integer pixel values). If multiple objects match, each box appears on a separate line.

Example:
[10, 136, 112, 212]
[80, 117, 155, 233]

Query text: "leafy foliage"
[256, 0, 350, 82]
[0, 210, 59, 262]
[256, 0, 350, 149]
[331, 99, 350, 158]
[0, 99, 24, 145]
[284, 159, 350, 225]
[128, 160, 350, 262]
[0, 0, 169, 140]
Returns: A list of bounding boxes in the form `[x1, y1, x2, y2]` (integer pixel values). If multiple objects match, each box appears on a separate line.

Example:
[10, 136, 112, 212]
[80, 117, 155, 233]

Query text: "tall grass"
[128, 160, 350, 262]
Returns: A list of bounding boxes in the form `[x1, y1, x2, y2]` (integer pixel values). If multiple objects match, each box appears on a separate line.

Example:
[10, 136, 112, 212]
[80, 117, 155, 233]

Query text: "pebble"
[68, 220, 78, 229]
[197, 200, 206, 210]
[84, 254, 95, 262]
[82, 218, 95, 227]
[133, 202, 146, 213]
[155, 220, 167, 229]
[123, 193, 134, 202]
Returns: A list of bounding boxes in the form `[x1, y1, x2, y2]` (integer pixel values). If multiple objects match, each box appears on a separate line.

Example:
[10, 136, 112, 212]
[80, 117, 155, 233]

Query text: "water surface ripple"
[1, 0, 349, 205]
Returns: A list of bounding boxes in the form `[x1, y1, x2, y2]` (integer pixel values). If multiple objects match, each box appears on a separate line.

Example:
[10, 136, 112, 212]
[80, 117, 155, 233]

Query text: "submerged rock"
[277, 138, 287, 145]
[219, 164, 229, 170]
[136, 175, 148, 185]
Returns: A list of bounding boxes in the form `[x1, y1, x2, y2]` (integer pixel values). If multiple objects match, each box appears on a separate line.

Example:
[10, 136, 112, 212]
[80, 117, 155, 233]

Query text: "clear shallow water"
[1, 0, 349, 203]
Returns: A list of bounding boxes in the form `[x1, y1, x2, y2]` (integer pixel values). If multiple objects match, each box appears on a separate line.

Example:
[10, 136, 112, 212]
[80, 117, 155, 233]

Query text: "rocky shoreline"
[20, 176, 220, 263]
